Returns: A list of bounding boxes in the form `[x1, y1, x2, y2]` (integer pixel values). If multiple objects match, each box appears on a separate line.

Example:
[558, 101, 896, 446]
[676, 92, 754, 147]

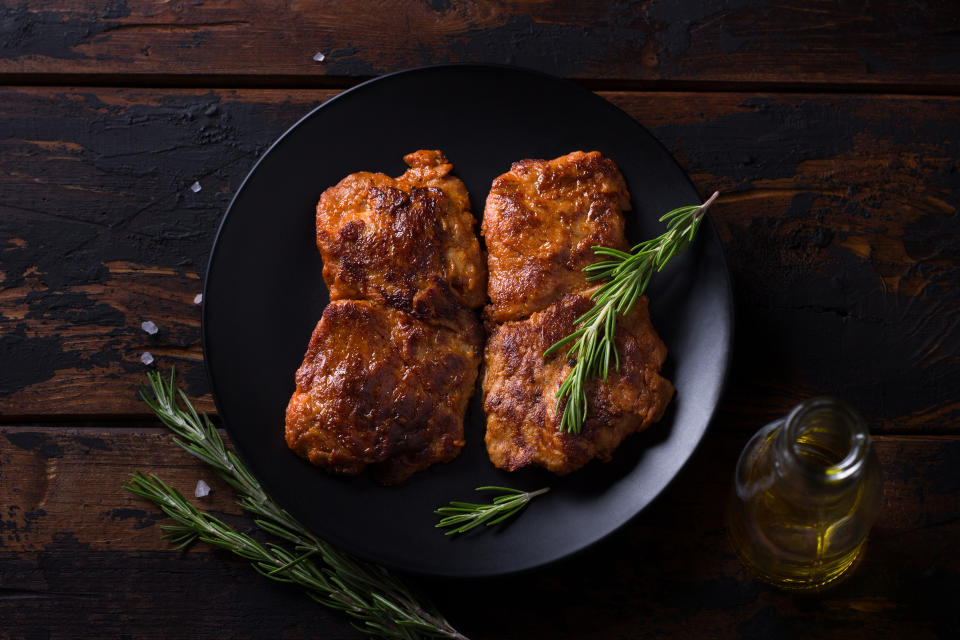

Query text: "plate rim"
[201, 63, 735, 578]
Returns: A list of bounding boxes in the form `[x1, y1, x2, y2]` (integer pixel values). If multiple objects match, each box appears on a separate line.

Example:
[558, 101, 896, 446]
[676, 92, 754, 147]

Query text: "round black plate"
[203, 65, 732, 578]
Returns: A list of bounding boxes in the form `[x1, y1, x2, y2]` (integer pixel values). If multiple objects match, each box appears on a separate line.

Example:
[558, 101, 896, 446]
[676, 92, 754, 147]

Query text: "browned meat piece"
[483, 290, 673, 474]
[481, 150, 630, 323]
[286, 300, 483, 485]
[316, 149, 486, 320]
[287, 151, 485, 484]
[482, 151, 673, 474]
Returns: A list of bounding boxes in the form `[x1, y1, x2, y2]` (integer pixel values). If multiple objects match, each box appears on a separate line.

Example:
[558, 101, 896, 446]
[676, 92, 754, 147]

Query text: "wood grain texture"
[0, 87, 318, 416]
[1, 1, 959, 91]
[0, 428, 956, 638]
[2, 5, 956, 639]
[1, 87, 957, 432]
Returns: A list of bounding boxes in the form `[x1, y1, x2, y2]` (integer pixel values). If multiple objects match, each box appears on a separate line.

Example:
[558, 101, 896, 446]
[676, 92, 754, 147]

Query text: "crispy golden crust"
[482, 291, 674, 475]
[482, 151, 673, 475]
[285, 300, 483, 485]
[288, 150, 486, 484]
[481, 150, 630, 323]
[316, 150, 486, 318]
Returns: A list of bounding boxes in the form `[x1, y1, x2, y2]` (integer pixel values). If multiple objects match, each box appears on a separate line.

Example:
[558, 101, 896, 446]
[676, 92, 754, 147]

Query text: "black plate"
[203, 65, 732, 578]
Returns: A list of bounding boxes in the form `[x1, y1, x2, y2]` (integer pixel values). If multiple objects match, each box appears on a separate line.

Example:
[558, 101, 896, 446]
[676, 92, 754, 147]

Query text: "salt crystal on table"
[193, 293, 203, 305]
[141, 320, 158, 335]
[313, 51, 326, 62]
[195, 479, 211, 498]
[190, 180, 202, 193]
[140, 352, 154, 365]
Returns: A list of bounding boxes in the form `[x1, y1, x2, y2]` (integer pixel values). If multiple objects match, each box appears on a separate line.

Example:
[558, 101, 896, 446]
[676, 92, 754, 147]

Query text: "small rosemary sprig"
[435, 486, 550, 535]
[545, 191, 720, 434]
[125, 370, 467, 640]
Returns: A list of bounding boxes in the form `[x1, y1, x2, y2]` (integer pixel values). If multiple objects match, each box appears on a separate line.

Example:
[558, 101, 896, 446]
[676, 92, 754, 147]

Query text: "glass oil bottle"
[728, 397, 882, 591]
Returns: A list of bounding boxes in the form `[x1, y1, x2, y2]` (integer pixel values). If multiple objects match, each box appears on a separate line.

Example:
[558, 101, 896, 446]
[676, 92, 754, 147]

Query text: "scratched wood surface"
[1, 428, 957, 638]
[2, 1, 960, 638]
[1, 1, 959, 91]
[1, 87, 957, 432]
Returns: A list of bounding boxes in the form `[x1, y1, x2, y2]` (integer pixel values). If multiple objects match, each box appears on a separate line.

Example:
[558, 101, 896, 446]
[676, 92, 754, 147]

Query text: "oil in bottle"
[728, 397, 881, 591]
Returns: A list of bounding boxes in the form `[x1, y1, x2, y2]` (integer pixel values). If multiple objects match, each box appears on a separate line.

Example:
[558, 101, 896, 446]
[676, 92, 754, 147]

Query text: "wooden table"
[2, 2, 958, 638]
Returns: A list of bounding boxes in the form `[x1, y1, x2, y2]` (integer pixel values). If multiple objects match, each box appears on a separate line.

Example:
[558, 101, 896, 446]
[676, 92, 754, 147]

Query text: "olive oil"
[728, 398, 881, 591]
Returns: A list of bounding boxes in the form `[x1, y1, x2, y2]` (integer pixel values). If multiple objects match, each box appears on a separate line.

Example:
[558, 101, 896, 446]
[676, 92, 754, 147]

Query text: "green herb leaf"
[125, 370, 468, 640]
[435, 486, 550, 535]
[546, 191, 720, 434]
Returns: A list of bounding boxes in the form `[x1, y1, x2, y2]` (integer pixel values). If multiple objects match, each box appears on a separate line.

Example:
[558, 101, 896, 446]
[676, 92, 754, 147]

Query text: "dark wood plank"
[602, 91, 960, 434]
[1, 87, 957, 432]
[0, 87, 322, 416]
[1, 1, 959, 91]
[1, 428, 956, 638]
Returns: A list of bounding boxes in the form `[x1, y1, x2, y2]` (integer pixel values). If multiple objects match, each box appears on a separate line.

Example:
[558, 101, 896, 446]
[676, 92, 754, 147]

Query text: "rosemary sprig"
[545, 191, 720, 434]
[435, 486, 550, 535]
[125, 370, 467, 640]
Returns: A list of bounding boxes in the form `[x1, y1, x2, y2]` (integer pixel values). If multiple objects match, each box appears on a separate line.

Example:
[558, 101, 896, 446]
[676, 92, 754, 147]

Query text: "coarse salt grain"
[193, 293, 203, 305]
[313, 51, 326, 62]
[190, 181, 202, 193]
[141, 320, 158, 335]
[195, 479, 211, 498]
[141, 351, 154, 365]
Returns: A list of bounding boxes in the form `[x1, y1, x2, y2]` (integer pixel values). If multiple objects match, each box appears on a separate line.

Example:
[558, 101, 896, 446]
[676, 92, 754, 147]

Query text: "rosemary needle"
[545, 191, 720, 435]
[435, 486, 550, 535]
[125, 370, 467, 640]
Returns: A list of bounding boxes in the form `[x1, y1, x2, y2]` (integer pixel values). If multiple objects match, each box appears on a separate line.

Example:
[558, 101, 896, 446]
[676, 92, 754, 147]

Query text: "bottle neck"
[774, 397, 871, 488]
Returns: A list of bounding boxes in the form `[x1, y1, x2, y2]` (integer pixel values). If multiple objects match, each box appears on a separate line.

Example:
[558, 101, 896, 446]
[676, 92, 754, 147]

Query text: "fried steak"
[315, 149, 485, 318]
[482, 150, 630, 323]
[285, 151, 484, 484]
[481, 151, 674, 474]
[483, 290, 673, 474]
[286, 301, 482, 485]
